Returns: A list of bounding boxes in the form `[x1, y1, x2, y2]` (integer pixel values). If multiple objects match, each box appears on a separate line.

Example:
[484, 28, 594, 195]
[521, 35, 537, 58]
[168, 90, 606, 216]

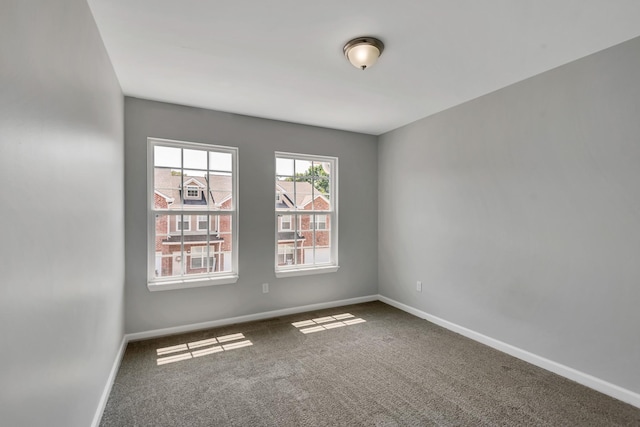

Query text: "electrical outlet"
[416, 281, 422, 292]
[262, 283, 269, 293]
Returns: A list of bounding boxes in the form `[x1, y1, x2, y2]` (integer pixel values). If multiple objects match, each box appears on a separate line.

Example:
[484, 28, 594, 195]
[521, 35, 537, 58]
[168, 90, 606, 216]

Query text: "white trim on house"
[196, 214, 208, 231]
[175, 214, 191, 231]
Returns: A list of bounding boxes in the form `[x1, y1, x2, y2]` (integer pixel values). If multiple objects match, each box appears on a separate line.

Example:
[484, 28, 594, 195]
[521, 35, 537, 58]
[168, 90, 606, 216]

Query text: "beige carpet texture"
[100, 301, 640, 426]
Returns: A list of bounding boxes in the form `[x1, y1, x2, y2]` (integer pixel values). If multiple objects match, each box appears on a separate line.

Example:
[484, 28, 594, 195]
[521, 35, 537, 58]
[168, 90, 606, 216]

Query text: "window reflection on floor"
[292, 313, 366, 334]
[156, 333, 253, 365]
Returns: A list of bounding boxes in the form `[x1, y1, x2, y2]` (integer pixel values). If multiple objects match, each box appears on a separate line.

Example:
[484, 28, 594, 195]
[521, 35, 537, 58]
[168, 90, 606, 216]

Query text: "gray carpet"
[100, 301, 640, 426]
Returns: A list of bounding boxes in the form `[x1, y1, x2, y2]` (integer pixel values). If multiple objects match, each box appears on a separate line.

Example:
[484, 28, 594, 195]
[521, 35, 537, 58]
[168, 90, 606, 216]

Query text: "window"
[149, 138, 238, 290]
[275, 152, 338, 277]
[278, 244, 295, 265]
[185, 186, 200, 199]
[197, 215, 208, 231]
[176, 215, 191, 231]
[280, 215, 292, 230]
[190, 245, 216, 270]
[311, 215, 327, 230]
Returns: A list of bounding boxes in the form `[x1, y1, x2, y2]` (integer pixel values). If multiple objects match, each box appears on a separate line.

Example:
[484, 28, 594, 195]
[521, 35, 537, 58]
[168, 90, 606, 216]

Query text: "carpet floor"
[100, 301, 640, 426]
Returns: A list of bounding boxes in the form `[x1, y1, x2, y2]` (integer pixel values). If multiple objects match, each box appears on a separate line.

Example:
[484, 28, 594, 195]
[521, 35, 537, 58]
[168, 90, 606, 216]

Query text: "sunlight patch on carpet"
[292, 313, 366, 334]
[156, 333, 253, 365]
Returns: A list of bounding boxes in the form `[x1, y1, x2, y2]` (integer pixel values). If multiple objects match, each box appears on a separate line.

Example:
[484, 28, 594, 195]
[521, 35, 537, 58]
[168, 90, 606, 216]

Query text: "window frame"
[196, 215, 208, 231]
[274, 152, 339, 278]
[176, 215, 191, 232]
[185, 185, 200, 200]
[311, 214, 327, 230]
[189, 245, 216, 270]
[147, 138, 239, 291]
[280, 215, 292, 231]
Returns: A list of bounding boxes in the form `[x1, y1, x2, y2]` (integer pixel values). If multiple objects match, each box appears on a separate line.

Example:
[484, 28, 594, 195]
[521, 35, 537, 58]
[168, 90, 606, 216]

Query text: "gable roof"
[276, 180, 330, 210]
[154, 168, 232, 209]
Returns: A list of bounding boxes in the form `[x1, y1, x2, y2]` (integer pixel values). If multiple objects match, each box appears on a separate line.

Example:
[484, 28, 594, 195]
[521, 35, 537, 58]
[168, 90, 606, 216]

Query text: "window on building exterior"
[176, 215, 191, 231]
[197, 215, 208, 231]
[311, 215, 327, 230]
[185, 186, 200, 199]
[190, 245, 216, 270]
[275, 152, 339, 277]
[149, 138, 238, 290]
[280, 215, 292, 230]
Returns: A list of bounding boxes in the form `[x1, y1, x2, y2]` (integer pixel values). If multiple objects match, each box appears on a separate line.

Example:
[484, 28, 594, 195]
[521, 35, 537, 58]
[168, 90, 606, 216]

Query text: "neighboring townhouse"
[276, 180, 331, 266]
[153, 169, 232, 277]
[153, 170, 332, 276]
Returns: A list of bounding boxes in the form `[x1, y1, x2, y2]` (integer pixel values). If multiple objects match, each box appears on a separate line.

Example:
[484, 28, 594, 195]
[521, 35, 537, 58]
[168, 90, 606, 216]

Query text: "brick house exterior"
[153, 169, 331, 277]
[154, 169, 233, 277]
[276, 181, 331, 266]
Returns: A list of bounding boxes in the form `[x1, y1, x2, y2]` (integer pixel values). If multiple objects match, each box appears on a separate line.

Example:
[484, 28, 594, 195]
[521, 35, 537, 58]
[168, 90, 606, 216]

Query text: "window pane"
[276, 157, 294, 177]
[188, 245, 216, 273]
[209, 151, 232, 172]
[197, 215, 208, 231]
[183, 148, 207, 170]
[275, 153, 336, 273]
[275, 179, 294, 211]
[182, 170, 208, 208]
[154, 146, 181, 167]
[313, 177, 330, 194]
[299, 213, 331, 265]
[315, 191, 331, 211]
[276, 213, 304, 267]
[293, 176, 312, 211]
[153, 167, 179, 209]
[176, 215, 191, 231]
[150, 140, 237, 283]
[154, 214, 183, 278]
[217, 216, 233, 273]
[277, 242, 304, 266]
[294, 159, 312, 176]
[208, 172, 233, 210]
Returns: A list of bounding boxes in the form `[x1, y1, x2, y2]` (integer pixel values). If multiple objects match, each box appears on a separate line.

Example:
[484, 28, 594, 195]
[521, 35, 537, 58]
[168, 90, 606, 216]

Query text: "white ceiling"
[87, 0, 640, 135]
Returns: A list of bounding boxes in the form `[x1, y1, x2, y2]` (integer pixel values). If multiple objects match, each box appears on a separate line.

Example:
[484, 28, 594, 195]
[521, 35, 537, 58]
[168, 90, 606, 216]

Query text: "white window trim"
[312, 214, 327, 230]
[176, 215, 191, 232]
[185, 185, 200, 200]
[189, 245, 216, 270]
[197, 215, 208, 231]
[275, 265, 339, 278]
[280, 214, 292, 231]
[274, 152, 338, 277]
[148, 137, 239, 291]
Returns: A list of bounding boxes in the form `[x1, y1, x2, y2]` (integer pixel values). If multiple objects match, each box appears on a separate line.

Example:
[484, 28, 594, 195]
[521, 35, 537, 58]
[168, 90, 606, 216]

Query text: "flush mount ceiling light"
[343, 37, 384, 70]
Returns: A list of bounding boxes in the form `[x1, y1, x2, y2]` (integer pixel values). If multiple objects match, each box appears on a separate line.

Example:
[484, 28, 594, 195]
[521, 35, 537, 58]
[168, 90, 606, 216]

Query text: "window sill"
[275, 265, 340, 278]
[147, 274, 239, 292]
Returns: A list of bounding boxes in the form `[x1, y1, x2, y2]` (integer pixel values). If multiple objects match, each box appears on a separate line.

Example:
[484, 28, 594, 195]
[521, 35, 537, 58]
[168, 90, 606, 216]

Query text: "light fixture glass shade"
[343, 37, 384, 70]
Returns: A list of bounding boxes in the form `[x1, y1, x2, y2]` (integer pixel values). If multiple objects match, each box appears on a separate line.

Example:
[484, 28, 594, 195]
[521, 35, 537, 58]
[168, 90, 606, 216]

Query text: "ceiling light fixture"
[343, 37, 384, 70]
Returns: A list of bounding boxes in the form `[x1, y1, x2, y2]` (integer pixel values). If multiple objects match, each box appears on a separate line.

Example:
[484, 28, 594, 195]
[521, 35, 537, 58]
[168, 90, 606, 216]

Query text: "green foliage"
[288, 164, 329, 194]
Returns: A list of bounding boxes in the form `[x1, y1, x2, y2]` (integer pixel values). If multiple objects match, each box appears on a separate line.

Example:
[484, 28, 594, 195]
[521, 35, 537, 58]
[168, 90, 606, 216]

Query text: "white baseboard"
[126, 294, 379, 342]
[378, 294, 640, 409]
[93, 295, 377, 424]
[94, 292, 639, 426]
[92, 335, 128, 427]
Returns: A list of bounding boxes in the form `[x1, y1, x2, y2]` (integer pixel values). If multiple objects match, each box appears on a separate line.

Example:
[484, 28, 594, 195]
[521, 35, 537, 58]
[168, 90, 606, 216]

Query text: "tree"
[288, 164, 329, 194]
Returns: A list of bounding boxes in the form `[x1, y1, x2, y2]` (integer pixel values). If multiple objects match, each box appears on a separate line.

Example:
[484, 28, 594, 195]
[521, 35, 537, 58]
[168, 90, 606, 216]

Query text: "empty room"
[2, 1, 640, 426]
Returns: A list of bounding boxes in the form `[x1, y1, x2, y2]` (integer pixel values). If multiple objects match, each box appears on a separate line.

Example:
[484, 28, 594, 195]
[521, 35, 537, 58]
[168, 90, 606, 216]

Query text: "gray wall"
[379, 36, 640, 394]
[0, 1, 125, 426]
[125, 98, 378, 333]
